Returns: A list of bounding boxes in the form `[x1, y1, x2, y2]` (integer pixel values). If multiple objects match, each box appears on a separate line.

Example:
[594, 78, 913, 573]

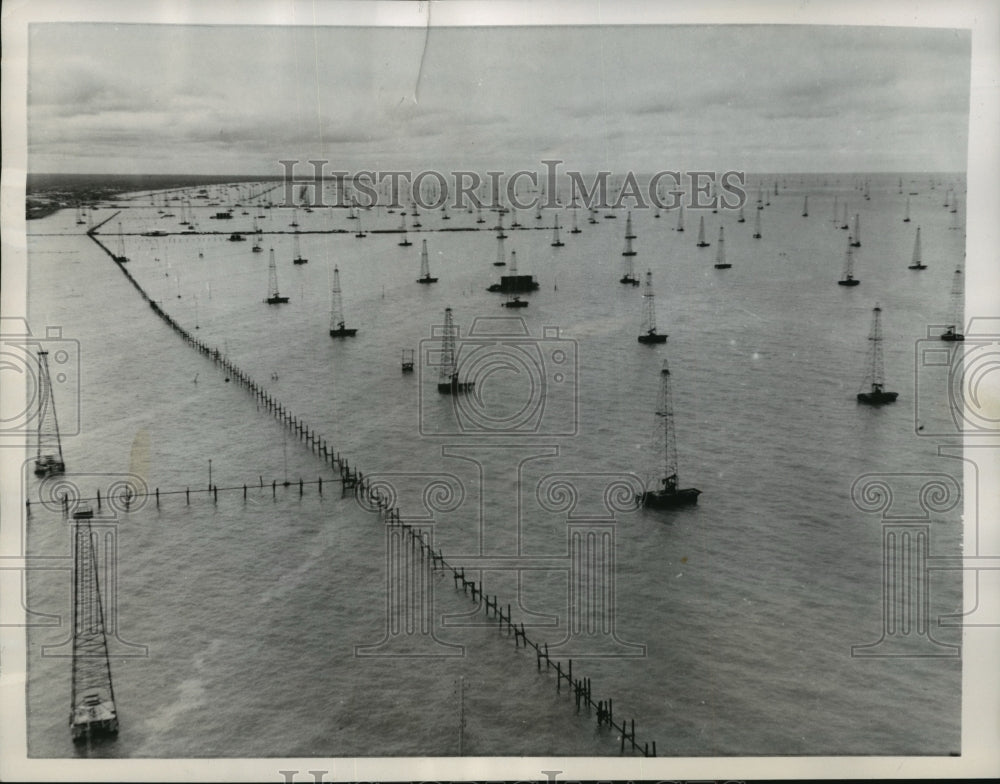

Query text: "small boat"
[570, 208, 582, 234]
[903, 196, 911, 223]
[850, 214, 861, 247]
[802, 195, 809, 217]
[736, 205, 745, 223]
[416, 239, 438, 283]
[503, 295, 529, 308]
[752, 208, 762, 239]
[856, 304, 898, 404]
[637, 360, 700, 509]
[637, 270, 667, 344]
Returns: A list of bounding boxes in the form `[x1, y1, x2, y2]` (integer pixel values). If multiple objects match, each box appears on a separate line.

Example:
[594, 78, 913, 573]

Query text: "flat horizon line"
[28, 169, 967, 179]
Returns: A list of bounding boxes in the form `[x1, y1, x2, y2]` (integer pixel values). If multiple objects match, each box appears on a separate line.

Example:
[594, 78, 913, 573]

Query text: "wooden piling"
[83, 230, 667, 755]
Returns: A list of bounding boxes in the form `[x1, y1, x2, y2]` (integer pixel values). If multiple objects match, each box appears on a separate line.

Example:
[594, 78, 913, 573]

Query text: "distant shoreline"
[25, 173, 284, 220]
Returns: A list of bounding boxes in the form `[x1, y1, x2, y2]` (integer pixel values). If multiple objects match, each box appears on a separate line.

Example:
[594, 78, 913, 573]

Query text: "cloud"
[26, 23, 972, 174]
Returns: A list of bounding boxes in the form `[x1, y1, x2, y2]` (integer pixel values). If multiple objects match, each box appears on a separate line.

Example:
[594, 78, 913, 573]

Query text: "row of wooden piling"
[88, 225, 657, 757]
[364, 508, 658, 757]
[87, 230, 379, 488]
[28, 475, 345, 515]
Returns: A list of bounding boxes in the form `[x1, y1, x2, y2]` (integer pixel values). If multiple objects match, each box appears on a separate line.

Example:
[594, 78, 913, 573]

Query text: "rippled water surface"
[24, 174, 964, 757]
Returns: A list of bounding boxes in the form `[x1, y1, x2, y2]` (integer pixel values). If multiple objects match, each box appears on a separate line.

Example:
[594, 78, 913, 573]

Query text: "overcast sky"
[27, 23, 971, 174]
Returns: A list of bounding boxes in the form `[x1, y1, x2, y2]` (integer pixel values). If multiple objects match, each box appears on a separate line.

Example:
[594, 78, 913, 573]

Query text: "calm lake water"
[24, 173, 964, 757]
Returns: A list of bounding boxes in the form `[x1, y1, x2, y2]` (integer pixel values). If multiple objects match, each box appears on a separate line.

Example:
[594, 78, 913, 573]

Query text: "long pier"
[82, 227, 659, 756]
